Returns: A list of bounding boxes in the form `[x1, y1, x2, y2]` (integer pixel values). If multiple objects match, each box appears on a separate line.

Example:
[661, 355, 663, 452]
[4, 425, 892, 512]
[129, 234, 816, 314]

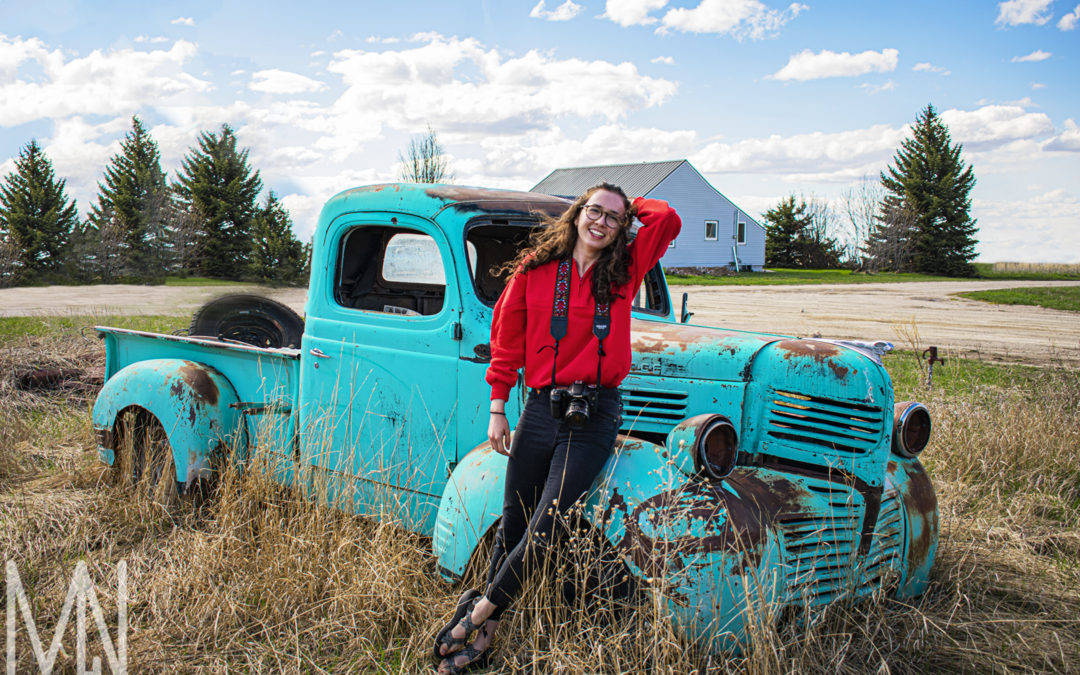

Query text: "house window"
[737, 221, 746, 245]
[704, 220, 718, 241]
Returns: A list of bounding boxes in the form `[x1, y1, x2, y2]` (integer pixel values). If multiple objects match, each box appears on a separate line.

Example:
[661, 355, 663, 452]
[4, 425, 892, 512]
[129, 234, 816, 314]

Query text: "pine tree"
[88, 116, 171, 281]
[764, 196, 810, 268]
[247, 191, 306, 285]
[0, 140, 79, 282]
[174, 124, 262, 279]
[880, 104, 978, 276]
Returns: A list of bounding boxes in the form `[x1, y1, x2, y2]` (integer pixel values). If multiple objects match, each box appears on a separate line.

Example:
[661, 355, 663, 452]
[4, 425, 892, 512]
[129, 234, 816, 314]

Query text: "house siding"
[644, 162, 766, 270]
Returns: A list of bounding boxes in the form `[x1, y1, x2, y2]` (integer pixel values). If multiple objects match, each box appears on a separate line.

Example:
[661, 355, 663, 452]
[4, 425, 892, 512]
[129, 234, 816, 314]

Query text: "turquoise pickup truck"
[92, 183, 937, 650]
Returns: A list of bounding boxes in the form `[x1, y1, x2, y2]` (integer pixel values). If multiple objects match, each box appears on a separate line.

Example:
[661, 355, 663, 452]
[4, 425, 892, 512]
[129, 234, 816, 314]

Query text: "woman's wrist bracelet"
[490, 410, 506, 416]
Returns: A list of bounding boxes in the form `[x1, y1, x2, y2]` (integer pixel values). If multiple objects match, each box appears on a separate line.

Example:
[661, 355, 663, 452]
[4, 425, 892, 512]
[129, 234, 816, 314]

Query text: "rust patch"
[776, 339, 840, 362]
[827, 360, 850, 380]
[178, 362, 219, 406]
[776, 339, 849, 379]
[610, 469, 811, 585]
[898, 460, 938, 577]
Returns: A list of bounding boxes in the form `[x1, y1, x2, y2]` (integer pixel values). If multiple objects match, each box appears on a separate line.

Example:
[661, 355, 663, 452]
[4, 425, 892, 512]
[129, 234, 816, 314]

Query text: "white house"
[531, 159, 765, 272]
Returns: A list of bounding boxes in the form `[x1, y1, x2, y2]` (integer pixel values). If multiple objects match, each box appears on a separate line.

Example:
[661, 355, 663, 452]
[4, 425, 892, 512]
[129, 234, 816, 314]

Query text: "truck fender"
[92, 359, 245, 491]
[584, 437, 784, 653]
[434, 443, 508, 583]
[888, 456, 939, 598]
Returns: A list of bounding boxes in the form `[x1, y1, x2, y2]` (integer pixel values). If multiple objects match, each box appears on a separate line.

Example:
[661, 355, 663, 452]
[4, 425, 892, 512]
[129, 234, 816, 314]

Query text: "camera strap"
[549, 258, 611, 389]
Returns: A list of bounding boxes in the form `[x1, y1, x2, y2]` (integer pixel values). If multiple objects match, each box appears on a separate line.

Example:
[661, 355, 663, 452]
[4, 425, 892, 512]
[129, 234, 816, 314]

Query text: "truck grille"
[780, 483, 903, 606]
[858, 489, 904, 589]
[778, 483, 862, 605]
[766, 390, 884, 455]
[619, 387, 688, 425]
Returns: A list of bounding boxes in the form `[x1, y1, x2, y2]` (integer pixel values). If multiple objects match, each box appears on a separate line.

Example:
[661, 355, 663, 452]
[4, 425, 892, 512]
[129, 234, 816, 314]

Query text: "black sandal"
[440, 643, 491, 675]
[433, 589, 482, 660]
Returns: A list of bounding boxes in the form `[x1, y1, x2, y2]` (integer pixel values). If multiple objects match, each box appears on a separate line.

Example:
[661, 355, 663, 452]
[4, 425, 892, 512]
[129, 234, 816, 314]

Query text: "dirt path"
[2, 279, 1077, 367]
[678, 279, 1080, 367]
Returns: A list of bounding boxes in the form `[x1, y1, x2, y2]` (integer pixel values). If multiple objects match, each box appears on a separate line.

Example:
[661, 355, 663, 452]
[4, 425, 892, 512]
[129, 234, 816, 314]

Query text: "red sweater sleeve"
[485, 269, 528, 401]
[629, 197, 682, 287]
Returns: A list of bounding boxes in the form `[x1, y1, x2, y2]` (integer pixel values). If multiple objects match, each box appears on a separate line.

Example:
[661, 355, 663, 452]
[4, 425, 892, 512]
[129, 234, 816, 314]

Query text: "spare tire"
[190, 294, 304, 348]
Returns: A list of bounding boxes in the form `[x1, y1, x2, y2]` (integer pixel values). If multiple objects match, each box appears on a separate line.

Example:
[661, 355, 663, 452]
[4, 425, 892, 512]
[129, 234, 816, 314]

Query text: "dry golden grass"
[990, 261, 1080, 276]
[2, 328, 1079, 673]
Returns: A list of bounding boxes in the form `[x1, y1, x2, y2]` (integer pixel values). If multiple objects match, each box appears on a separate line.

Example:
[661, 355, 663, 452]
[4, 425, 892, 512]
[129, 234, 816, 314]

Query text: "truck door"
[298, 213, 461, 535]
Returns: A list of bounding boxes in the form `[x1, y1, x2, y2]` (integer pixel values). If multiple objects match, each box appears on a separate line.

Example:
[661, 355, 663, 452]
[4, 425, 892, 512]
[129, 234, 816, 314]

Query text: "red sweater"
[486, 197, 682, 401]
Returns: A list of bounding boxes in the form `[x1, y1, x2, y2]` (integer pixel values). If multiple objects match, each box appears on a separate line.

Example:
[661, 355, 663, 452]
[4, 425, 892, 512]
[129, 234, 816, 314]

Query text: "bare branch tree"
[398, 125, 455, 184]
[841, 175, 885, 269]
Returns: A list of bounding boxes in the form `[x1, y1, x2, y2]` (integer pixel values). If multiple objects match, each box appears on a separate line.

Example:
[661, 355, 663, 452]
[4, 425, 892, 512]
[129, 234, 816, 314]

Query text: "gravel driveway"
[2, 279, 1077, 367]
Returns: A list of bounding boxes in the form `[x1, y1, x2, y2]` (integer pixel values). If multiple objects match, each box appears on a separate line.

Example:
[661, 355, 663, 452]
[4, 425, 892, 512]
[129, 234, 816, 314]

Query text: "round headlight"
[893, 401, 931, 458]
[697, 416, 739, 479]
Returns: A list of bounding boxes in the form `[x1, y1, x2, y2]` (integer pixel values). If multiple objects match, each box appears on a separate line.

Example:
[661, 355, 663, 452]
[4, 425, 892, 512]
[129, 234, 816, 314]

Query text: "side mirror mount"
[680, 292, 694, 324]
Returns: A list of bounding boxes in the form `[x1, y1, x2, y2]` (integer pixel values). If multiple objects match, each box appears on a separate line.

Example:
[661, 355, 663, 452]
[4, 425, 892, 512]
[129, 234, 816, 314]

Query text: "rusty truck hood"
[628, 318, 886, 395]
[629, 319, 785, 381]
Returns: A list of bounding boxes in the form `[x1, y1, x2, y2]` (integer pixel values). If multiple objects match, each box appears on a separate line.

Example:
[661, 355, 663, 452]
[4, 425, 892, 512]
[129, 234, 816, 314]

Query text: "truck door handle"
[309, 348, 330, 358]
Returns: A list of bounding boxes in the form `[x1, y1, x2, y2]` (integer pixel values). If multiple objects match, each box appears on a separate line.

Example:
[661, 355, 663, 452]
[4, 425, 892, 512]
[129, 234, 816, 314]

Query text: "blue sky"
[2, 0, 1077, 262]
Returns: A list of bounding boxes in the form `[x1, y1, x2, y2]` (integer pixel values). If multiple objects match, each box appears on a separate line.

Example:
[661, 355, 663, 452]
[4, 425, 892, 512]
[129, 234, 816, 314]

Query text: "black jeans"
[483, 387, 622, 618]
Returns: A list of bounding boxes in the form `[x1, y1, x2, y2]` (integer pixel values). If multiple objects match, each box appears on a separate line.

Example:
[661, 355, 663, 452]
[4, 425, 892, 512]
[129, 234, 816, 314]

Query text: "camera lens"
[565, 399, 589, 428]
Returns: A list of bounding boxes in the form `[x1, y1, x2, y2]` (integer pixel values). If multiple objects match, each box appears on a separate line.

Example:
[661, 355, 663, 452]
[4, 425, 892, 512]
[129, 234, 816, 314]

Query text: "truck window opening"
[335, 226, 446, 316]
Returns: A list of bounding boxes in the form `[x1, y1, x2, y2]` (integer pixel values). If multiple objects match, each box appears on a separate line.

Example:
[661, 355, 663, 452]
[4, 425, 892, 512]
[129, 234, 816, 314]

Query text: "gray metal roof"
[531, 160, 686, 198]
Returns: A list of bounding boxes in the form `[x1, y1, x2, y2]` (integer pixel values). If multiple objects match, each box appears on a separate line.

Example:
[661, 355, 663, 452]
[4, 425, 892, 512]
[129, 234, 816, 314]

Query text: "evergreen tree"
[88, 116, 171, 281]
[247, 191, 306, 285]
[0, 140, 79, 282]
[764, 195, 843, 269]
[764, 196, 810, 268]
[174, 124, 262, 279]
[880, 104, 978, 276]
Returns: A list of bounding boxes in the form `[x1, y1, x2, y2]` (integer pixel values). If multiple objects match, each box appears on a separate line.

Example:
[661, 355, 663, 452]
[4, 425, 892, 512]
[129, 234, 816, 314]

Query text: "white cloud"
[134, 35, 169, 44]
[600, 0, 669, 27]
[1011, 49, 1052, 62]
[468, 124, 697, 183]
[691, 123, 907, 179]
[660, 0, 807, 39]
[365, 36, 401, 44]
[0, 36, 211, 126]
[529, 0, 584, 21]
[325, 33, 677, 133]
[1031, 82, 1047, 89]
[651, 55, 675, 64]
[170, 16, 195, 26]
[249, 69, 326, 94]
[770, 48, 898, 81]
[913, 62, 950, 75]
[995, 0, 1053, 26]
[941, 105, 1053, 148]
[1045, 119, 1080, 151]
[859, 80, 896, 95]
[1059, 4, 1080, 29]
[689, 104, 1057, 181]
[973, 189, 1080, 262]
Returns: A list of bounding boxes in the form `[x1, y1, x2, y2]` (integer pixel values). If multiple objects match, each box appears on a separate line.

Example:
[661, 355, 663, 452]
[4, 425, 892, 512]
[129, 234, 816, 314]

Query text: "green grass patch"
[883, 349, 1048, 396]
[0, 313, 189, 345]
[667, 264, 1080, 286]
[163, 276, 255, 287]
[666, 268, 958, 286]
[957, 286, 1080, 312]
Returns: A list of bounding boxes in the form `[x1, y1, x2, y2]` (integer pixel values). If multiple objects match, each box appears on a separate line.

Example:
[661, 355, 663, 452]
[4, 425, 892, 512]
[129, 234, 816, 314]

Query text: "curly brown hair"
[499, 183, 635, 305]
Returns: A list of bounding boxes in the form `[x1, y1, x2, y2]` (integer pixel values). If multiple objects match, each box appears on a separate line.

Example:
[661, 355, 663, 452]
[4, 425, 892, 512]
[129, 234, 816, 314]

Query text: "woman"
[434, 183, 681, 674]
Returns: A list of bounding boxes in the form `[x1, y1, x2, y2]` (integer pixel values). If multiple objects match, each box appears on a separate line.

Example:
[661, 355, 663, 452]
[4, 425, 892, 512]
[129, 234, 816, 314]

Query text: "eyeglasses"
[582, 204, 626, 229]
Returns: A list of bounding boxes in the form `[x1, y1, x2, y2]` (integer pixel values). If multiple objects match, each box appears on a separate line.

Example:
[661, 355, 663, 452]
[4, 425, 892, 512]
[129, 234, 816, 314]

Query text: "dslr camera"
[549, 381, 599, 429]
